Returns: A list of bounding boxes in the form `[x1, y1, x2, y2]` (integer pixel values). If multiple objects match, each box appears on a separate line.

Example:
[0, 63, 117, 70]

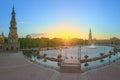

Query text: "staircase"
[59, 59, 81, 73]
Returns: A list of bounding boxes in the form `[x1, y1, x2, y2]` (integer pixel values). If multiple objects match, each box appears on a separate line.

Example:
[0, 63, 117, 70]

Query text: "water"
[23, 46, 120, 71]
[40, 46, 111, 59]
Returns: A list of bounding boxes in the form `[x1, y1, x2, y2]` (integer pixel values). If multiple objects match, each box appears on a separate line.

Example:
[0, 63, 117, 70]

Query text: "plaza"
[0, 51, 120, 80]
[1, 0, 120, 80]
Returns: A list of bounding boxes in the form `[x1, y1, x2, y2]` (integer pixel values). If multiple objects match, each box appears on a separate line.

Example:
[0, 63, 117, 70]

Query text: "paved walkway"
[0, 52, 120, 80]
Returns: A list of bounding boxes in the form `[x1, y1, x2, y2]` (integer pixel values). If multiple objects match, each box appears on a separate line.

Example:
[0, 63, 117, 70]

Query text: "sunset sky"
[0, 0, 120, 39]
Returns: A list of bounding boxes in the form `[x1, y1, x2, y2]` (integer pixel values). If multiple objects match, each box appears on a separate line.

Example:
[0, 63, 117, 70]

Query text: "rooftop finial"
[13, 4, 14, 10]
[12, 4, 15, 14]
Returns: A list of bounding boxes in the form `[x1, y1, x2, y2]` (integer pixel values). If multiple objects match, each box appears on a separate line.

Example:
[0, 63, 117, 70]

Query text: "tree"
[4, 37, 8, 43]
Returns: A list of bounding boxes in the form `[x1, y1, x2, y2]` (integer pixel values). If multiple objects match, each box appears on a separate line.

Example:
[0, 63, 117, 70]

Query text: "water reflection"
[23, 46, 120, 72]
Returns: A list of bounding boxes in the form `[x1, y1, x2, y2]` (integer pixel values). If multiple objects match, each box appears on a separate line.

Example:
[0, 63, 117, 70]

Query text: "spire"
[10, 5, 17, 29]
[13, 4, 14, 10]
[12, 4, 15, 14]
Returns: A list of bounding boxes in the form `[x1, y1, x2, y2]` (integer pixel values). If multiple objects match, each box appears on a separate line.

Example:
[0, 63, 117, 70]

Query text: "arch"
[0, 46, 2, 49]
[6, 48, 8, 51]
[16, 47, 18, 51]
[11, 46, 14, 50]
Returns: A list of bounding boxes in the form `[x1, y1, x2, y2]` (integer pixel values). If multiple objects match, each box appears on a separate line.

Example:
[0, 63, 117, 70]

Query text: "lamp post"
[79, 46, 81, 60]
[60, 48, 62, 55]
[79, 45, 82, 71]
[80, 46, 81, 60]
[65, 48, 67, 59]
[77, 45, 81, 62]
[78, 46, 79, 60]
[78, 45, 81, 60]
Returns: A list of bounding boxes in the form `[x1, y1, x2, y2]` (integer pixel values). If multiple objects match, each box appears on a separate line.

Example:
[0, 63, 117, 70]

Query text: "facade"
[0, 6, 20, 51]
[0, 33, 5, 51]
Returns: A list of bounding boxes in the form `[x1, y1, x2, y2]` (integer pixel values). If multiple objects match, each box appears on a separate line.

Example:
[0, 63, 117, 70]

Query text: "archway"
[6, 48, 8, 51]
[11, 46, 14, 51]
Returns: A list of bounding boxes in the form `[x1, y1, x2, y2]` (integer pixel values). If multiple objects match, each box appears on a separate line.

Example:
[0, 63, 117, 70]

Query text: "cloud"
[30, 33, 48, 38]
[18, 21, 26, 24]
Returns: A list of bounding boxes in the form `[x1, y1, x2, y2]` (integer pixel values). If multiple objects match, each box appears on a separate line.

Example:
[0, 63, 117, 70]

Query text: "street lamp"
[78, 46, 81, 61]
[80, 46, 81, 61]
[78, 47, 79, 60]
[60, 48, 62, 55]
[65, 48, 67, 59]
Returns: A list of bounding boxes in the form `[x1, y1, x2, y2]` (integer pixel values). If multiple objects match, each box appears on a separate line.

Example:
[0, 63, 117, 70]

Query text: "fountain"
[88, 44, 96, 49]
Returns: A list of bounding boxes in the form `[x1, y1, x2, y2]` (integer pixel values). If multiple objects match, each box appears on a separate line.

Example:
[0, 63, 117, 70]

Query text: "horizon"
[0, 0, 120, 39]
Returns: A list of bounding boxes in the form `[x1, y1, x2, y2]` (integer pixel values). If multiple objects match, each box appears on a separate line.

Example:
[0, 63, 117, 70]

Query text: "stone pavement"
[0, 52, 120, 80]
[0, 52, 58, 80]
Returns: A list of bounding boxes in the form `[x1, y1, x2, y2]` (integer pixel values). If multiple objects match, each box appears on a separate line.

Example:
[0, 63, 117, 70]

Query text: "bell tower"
[8, 6, 18, 43]
[88, 28, 92, 45]
[8, 6, 19, 51]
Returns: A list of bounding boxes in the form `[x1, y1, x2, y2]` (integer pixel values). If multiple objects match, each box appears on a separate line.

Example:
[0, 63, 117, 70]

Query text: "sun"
[44, 21, 86, 39]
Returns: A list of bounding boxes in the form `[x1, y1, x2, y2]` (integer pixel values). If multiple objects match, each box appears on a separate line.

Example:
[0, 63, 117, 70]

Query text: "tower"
[8, 6, 19, 51]
[88, 28, 92, 45]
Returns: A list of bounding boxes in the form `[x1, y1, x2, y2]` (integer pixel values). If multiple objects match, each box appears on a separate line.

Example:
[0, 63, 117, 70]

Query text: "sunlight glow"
[44, 21, 87, 39]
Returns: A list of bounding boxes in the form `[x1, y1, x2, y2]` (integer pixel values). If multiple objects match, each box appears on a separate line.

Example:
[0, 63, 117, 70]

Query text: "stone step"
[59, 65, 81, 73]
[63, 62, 80, 65]
[59, 67, 81, 73]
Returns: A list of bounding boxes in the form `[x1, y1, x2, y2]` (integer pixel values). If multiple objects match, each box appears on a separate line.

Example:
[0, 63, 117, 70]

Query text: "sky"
[0, 0, 120, 39]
